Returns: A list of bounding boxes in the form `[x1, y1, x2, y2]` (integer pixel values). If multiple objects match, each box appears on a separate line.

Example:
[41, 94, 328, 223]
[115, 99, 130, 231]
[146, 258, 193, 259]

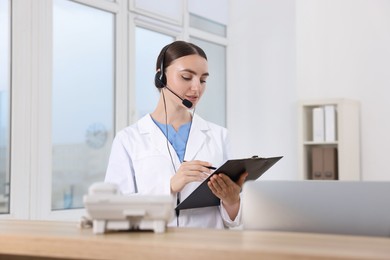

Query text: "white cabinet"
[298, 99, 360, 180]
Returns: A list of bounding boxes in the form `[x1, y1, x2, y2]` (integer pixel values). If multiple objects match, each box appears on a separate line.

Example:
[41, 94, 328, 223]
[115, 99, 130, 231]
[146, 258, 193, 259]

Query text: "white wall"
[296, 0, 390, 181]
[228, 0, 298, 180]
[229, 0, 390, 180]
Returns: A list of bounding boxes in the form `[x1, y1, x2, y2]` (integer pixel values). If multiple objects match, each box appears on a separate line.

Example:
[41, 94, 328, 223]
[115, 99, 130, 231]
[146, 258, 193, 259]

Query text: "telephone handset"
[89, 182, 119, 195]
[83, 182, 174, 234]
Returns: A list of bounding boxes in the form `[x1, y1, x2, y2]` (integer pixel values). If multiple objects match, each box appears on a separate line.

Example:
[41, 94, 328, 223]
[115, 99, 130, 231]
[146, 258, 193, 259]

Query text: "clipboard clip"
[251, 155, 265, 159]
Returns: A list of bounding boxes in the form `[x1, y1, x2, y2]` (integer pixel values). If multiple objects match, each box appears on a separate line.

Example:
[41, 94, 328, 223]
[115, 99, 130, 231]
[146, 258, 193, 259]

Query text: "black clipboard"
[175, 155, 283, 210]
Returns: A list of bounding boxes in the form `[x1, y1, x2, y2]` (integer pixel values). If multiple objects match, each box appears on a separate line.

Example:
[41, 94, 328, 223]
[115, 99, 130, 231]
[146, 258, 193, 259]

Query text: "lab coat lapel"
[138, 115, 180, 167]
[184, 114, 208, 161]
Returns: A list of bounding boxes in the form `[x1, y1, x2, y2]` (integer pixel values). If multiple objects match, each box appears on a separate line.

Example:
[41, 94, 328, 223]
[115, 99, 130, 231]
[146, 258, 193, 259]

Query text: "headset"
[154, 43, 193, 109]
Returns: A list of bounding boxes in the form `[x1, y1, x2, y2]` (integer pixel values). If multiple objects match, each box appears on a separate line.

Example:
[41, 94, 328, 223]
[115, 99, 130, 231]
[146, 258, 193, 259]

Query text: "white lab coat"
[104, 113, 242, 229]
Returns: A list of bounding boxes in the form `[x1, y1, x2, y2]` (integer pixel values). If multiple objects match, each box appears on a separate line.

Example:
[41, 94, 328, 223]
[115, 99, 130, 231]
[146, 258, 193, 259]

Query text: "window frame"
[0, 0, 12, 216]
[3, 0, 228, 221]
[3, 0, 128, 221]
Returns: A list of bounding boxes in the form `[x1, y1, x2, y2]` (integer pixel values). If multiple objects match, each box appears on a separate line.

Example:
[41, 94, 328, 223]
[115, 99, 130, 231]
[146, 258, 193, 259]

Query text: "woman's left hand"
[207, 172, 248, 206]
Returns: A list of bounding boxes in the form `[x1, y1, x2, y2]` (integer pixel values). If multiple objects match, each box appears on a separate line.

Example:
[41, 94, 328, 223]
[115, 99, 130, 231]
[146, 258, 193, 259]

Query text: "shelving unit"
[298, 99, 360, 180]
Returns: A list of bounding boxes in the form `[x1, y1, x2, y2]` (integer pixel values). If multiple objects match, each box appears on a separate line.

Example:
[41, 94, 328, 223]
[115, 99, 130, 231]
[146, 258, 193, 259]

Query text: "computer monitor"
[242, 180, 390, 237]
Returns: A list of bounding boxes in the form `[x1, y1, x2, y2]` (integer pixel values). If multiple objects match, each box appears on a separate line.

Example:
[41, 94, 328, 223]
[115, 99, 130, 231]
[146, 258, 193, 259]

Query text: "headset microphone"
[164, 86, 193, 109]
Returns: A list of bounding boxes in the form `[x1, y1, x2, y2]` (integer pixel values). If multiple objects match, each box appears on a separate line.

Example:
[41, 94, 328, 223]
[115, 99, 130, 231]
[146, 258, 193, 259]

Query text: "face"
[164, 54, 209, 108]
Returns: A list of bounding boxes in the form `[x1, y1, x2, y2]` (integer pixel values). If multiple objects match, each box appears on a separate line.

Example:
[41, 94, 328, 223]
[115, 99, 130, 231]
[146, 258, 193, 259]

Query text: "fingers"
[185, 170, 210, 180]
[171, 160, 215, 193]
[207, 174, 232, 197]
[182, 161, 215, 180]
[182, 160, 214, 174]
[208, 172, 247, 206]
[237, 172, 249, 187]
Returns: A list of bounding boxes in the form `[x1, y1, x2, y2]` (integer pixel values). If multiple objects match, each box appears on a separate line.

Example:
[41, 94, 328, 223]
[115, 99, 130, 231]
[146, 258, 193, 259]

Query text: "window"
[190, 38, 226, 127]
[5, 0, 228, 220]
[187, 4, 228, 126]
[135, 27, 174, 120]
[52, 0, 114, 210]
[0, 0, 10, 214]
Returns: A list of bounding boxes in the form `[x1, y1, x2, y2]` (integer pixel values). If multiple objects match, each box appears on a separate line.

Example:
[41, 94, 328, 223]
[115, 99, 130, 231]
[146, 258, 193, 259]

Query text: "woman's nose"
[190, 78, 202, 90]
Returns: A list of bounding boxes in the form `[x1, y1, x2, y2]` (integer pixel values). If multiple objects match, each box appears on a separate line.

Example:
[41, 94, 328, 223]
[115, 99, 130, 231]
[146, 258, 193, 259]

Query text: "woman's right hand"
[170, 160, 213, 194]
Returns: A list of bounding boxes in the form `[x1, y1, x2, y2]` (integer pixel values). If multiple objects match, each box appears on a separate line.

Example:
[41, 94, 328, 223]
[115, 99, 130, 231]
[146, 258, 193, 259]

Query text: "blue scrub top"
[152, 118, 191, 162]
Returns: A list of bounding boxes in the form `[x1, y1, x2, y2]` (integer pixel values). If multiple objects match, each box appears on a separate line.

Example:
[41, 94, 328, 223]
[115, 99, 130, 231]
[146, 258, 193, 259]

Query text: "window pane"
[190, 38, 226, 126]
[189, 13, 226, 37]
[52, 0, 114, 210]
[135, 27, 173, 120]
[134, 0, 183, 24]
[0, 0, 11, 214]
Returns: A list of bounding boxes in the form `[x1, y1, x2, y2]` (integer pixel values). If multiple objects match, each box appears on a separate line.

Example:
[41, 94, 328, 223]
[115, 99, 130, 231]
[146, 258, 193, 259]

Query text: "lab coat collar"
[137, 113, 209, 167]
[138, 114, 174, 163]
[185, 113, 208, 161]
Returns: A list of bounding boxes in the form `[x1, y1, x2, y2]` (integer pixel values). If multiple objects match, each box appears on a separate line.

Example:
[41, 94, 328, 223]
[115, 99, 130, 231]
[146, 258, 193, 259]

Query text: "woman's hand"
[170, 160, 213, 194]
[207, 172, 248, 220]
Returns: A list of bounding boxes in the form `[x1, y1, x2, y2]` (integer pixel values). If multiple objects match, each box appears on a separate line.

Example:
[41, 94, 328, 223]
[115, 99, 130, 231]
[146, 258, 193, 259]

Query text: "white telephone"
[83, 182, 174, 234]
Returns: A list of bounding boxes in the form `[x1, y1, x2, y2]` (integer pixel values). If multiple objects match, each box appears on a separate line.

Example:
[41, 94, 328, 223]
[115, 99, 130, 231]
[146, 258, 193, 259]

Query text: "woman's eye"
[182, 76, 191, 81]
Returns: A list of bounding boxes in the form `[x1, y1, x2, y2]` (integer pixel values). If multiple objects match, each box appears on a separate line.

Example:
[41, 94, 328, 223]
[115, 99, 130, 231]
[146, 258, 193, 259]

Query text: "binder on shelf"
[323, 147, 338, 180]
[311, 147, 323, 180]
[324, 105, 336, 142]
[312, 107, 325, 142]
[310, 147, 338, 180]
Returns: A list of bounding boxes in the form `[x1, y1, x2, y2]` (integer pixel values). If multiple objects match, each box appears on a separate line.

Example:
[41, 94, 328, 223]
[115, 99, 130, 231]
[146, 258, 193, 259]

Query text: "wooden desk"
[0, 220, 389, 260]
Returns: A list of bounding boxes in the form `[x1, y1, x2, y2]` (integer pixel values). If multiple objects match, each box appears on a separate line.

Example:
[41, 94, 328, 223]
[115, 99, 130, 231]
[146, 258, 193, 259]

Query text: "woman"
[105, 41, 247, 228]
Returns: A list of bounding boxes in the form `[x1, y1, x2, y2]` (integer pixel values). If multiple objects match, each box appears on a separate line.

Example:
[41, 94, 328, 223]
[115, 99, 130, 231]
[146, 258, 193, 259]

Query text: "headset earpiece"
[154, 70, 166, 89]
[154, 44, 171, 89]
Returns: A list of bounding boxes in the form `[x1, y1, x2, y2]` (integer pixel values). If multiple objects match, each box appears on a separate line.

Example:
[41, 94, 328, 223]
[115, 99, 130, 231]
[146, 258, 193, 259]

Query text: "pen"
[183, 161, 216, 170]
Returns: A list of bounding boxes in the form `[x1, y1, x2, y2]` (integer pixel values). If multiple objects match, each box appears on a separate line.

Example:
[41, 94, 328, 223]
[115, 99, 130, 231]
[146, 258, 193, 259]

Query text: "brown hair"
[156, 41, 207, 72]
